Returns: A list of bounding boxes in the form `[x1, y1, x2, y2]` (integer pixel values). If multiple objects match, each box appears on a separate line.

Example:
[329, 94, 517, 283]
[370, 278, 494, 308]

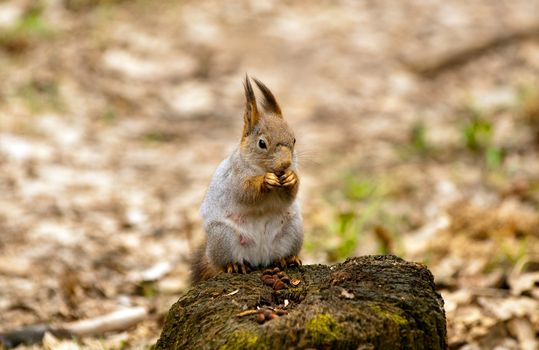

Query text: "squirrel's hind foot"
[287, 255, 302, 267]
[273, 255, 302, 269]
[223, 262, 252, 274]
[286, 255, 302, 267]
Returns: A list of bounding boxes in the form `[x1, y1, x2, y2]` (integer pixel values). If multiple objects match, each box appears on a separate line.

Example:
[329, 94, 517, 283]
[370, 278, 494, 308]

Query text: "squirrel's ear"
[243, 75, 260, 136]
[252, 78, 282, 117]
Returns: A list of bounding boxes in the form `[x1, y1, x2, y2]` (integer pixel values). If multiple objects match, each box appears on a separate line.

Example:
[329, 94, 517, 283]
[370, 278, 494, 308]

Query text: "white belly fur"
[226, 211, 294, 267]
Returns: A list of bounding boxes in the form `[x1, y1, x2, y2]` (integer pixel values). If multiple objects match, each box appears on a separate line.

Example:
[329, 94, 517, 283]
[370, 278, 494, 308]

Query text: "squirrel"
[191, 76, 303, 283]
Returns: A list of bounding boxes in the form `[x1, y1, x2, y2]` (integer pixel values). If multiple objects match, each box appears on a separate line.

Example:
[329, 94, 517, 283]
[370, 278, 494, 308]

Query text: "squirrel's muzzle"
[274, 146, 292, 174]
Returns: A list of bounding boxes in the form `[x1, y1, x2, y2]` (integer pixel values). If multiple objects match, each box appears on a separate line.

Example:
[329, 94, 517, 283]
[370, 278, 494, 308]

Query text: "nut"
[277, 271, 286, 278]
[262, 309, 273, 319]
[272, 279, 286, 291]
[268, 313, 279, 320]
[276, 309, 288, 316]
[256, 312, 266, 324]
[272, 267, 280, 274]
[281, 276, 290, 284]
[262, 269, 274, 276]
[263, 276, 276, 286]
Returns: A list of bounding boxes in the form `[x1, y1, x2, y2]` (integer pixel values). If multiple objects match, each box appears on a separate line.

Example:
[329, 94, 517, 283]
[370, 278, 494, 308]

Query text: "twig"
[63, 306, 148, 337]
[236, 310, 258, 317]
[402, 22, 539, 77]
[0, 307, 149, 349]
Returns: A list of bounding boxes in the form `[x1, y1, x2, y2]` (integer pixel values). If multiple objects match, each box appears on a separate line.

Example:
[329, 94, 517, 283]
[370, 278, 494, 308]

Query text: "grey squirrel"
[191, 76, 303, 283]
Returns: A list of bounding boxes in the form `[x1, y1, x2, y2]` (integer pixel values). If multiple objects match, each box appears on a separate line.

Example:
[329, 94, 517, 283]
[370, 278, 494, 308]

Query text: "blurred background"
[1, 0, 539, 349]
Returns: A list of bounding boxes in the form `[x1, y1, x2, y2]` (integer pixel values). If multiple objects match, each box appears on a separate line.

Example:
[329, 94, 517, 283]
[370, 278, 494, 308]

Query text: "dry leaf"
[43, 332, 80, 350]
[508, 272, 539, 296]
[508, 317, 538, 350]
[477, 296, 538, 321]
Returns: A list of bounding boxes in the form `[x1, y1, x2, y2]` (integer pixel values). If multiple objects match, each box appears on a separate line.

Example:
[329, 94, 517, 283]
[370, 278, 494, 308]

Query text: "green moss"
[0, 6, 54, 53]
[369, 304, 408, 326]
[305, 313, 342, 345]
[220, 331, 266, 350]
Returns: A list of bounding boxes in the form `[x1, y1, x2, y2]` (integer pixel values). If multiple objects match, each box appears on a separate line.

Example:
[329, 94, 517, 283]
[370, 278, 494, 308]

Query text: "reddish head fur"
[240, 76, 296, 174]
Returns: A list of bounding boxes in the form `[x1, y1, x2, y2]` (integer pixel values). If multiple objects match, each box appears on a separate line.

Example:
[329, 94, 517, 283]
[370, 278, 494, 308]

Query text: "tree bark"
[156, 255, 447, 350]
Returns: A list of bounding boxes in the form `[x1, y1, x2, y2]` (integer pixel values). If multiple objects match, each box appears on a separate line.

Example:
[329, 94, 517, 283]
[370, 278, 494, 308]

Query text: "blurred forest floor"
[1, 0, 539, 349]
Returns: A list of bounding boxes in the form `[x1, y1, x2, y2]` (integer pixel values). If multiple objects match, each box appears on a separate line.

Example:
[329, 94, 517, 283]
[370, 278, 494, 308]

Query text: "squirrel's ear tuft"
[243, 75, 260, 136]
[252, 78, 282, 117]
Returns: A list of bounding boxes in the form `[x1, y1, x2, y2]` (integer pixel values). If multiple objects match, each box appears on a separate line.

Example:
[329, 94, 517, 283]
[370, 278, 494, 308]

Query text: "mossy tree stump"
[156, 255, 447, 350]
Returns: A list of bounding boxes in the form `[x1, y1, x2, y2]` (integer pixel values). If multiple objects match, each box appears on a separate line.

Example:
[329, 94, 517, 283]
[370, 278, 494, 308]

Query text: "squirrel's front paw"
[264, 172, 281, 190]
[223, 262, 251, 274]
[280, 170, 298, 187]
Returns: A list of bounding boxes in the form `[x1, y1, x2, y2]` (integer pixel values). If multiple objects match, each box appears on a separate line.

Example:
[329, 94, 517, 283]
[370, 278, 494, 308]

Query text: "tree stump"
[156, 255, 447, 350]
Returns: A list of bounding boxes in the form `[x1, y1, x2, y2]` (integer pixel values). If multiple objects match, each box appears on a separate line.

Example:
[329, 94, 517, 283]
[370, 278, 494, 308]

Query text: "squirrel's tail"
[190, 242, 221, 284]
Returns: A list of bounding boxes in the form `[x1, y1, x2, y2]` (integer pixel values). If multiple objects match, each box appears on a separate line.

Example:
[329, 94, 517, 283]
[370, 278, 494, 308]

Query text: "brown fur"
[242, 75, 259, 138]
[190, 242, 221, 284]
[237, 76, 297, 205]
[239, 103, 295, 174]
[191, 76, 299, 283]
[282, 171, 299, 198]
[252, 78, 282, 115]
[240, 174, 268, 204]
[237, 171, 299, 206]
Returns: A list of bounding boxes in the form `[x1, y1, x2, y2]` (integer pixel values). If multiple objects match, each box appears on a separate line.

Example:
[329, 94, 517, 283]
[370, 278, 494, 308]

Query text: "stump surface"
[156, 255, 447, 350]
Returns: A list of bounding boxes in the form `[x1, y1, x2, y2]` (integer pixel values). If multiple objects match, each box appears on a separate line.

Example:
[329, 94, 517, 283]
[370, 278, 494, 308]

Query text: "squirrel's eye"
[258, 139, 267, 149]
[293, 138, 296, 144]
